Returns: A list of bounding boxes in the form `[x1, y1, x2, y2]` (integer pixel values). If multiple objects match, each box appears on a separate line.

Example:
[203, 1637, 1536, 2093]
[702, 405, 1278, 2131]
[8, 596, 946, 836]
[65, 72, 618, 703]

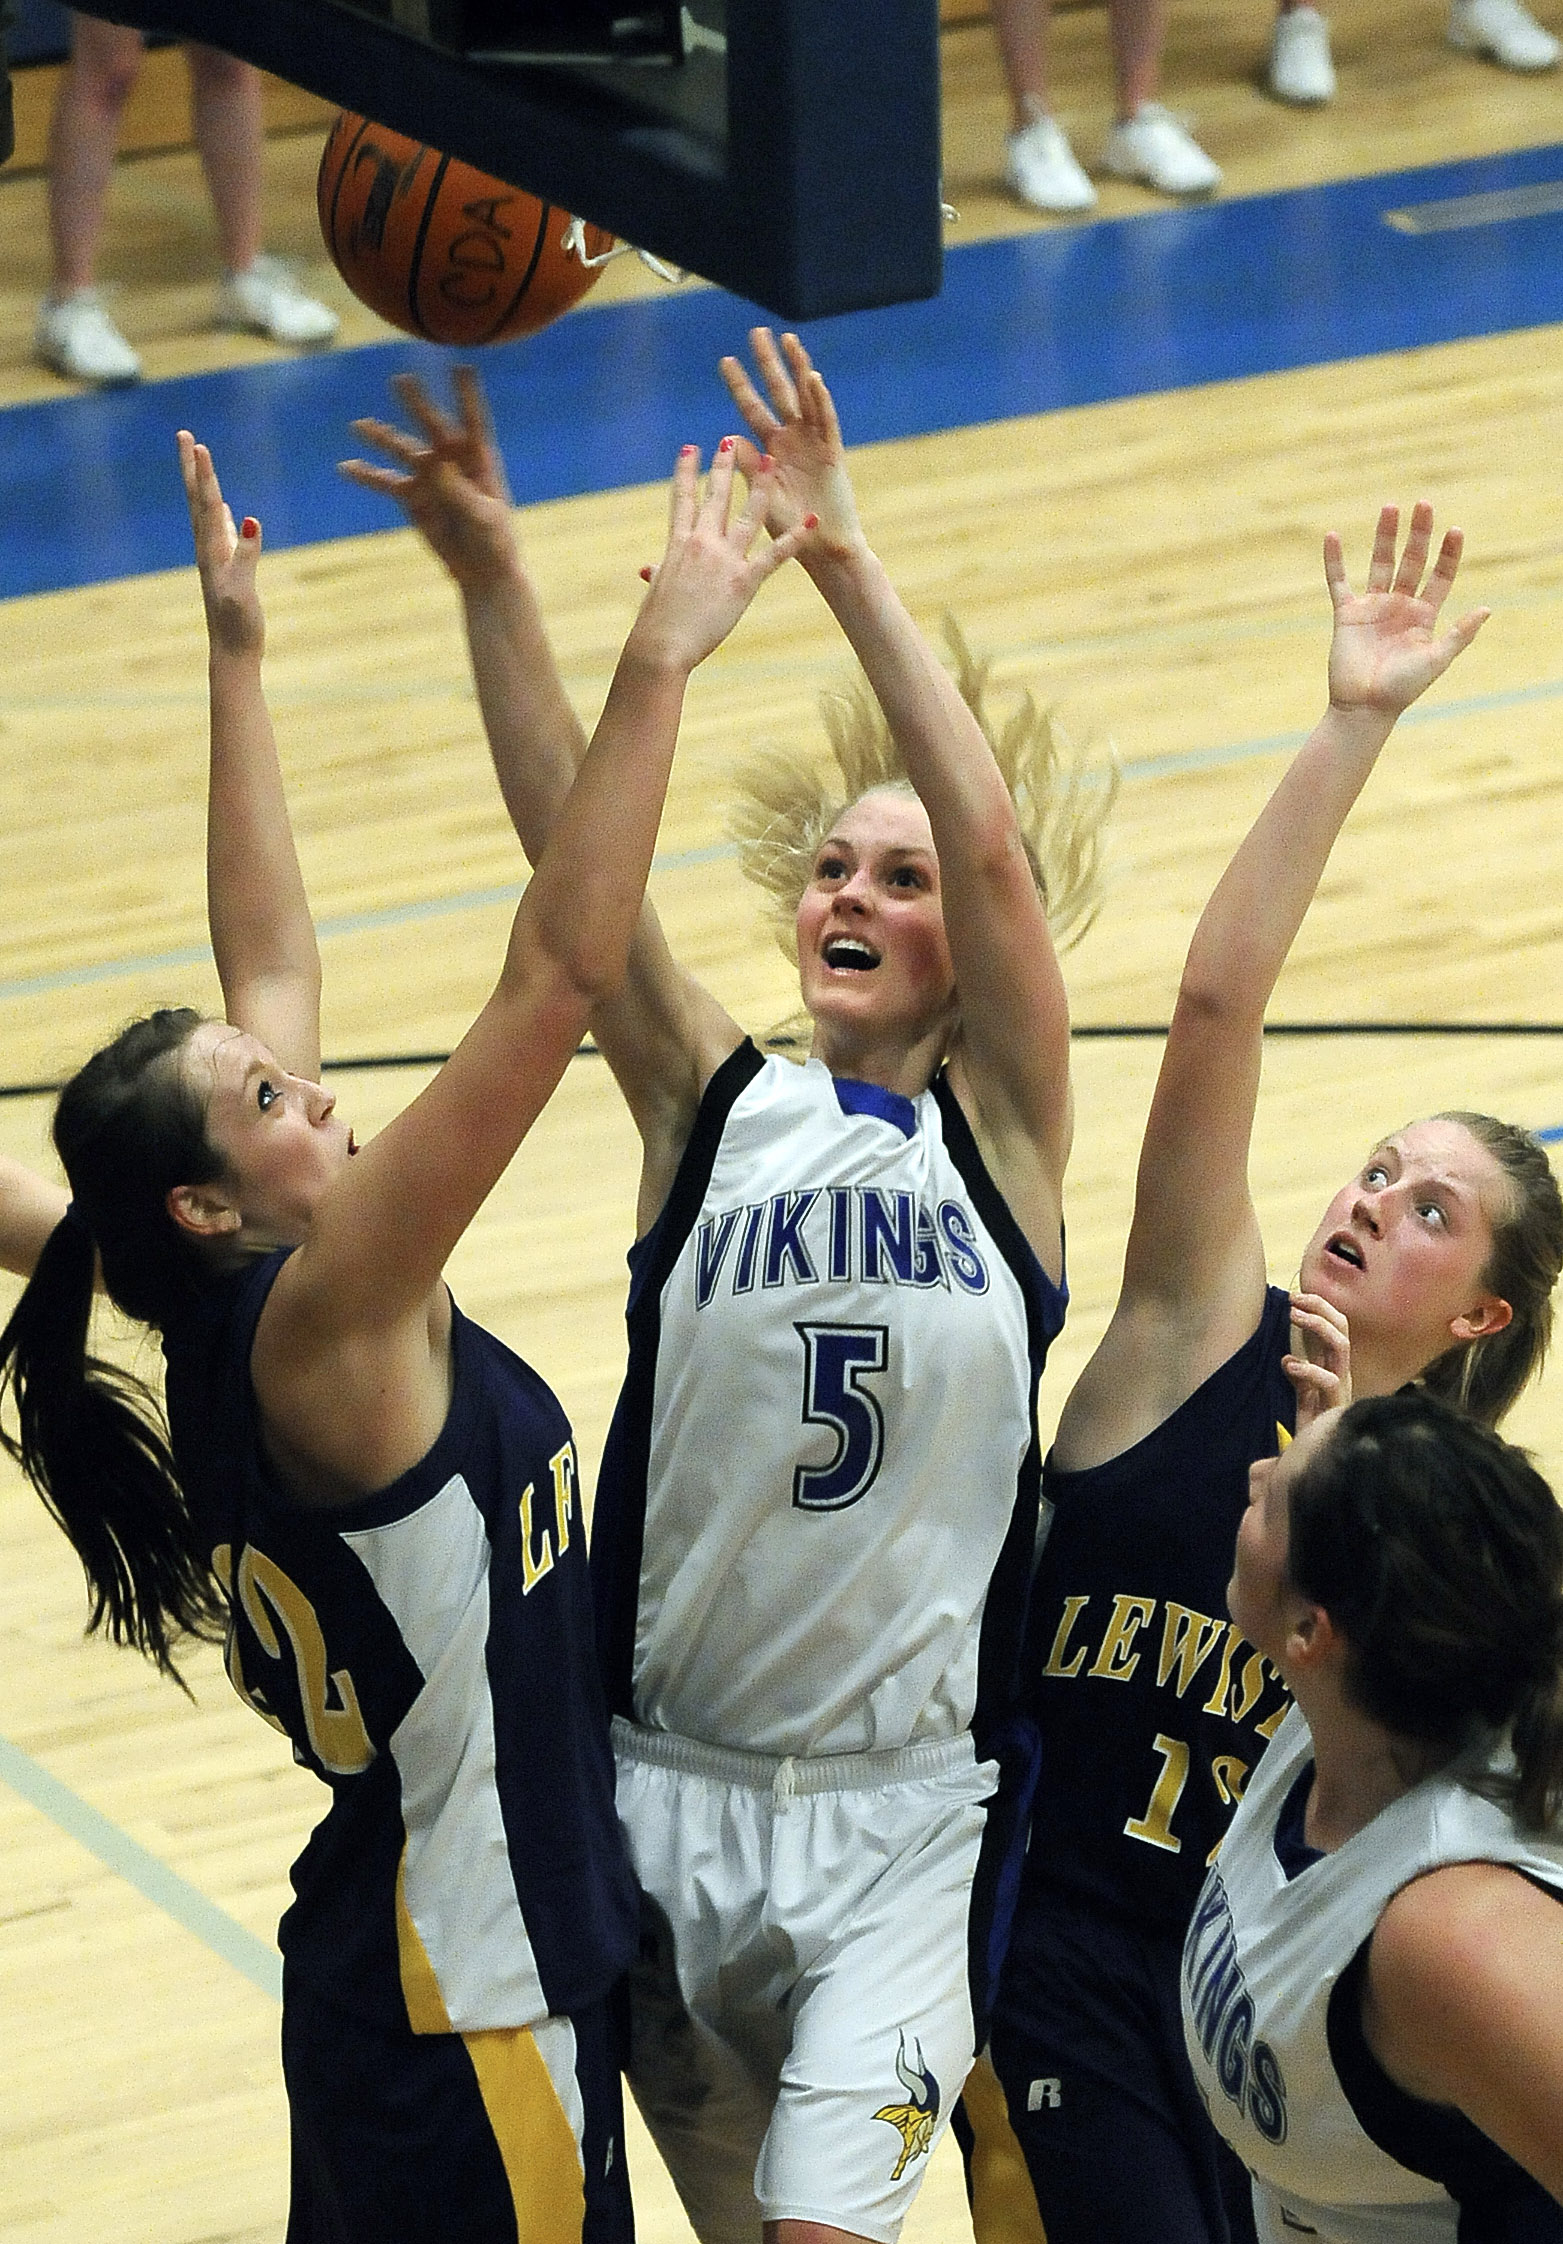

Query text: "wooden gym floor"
[1, 10, 1562, 2238]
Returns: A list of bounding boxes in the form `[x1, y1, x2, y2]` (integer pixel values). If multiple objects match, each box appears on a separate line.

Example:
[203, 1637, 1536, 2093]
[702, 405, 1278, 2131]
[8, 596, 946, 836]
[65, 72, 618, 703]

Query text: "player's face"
[1296, 1119, 1512, 1374]
[181, 1021, 355, 1246]
[795, 790, 957, 1053]
[1229, 1410, 1336, 1663]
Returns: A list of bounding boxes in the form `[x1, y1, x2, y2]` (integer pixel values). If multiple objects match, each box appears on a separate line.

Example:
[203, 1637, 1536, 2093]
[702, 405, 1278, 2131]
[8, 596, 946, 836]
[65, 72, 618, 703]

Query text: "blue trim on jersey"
[832, 1075, 918, 1138]
[595, 1038, 767, 1712]
[927, 1070, 1065, 2039]
[7, 143, 1563, 595]
[1273, 1765, 1323, 1880]
[1327, 1923, 1563, 2236]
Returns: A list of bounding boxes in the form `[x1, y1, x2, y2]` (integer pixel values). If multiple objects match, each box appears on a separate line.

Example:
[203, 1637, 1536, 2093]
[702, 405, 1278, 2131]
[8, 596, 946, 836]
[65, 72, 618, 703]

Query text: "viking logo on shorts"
[873, 2031, 940, 2179]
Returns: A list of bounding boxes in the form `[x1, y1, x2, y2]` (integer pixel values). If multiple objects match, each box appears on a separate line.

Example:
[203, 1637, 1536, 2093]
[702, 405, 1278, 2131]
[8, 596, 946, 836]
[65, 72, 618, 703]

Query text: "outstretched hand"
[178, 429, 264, 658]
[1325, 503, 1489, 717]
[340, 367, 518, 589]
[1285, 1291, 1352, 1430]
[718, 327, 865, 562]
[629, 440, 813, 674]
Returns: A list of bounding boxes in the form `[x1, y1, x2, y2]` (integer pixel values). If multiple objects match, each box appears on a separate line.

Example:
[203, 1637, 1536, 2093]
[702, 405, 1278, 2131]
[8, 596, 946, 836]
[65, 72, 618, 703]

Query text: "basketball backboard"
[94, 0, 943, 320]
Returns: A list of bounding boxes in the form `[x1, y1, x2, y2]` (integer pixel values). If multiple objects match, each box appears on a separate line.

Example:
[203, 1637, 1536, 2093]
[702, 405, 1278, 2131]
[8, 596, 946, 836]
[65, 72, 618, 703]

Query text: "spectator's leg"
[189, 44, 341, 345]
[37, 14, 146, 380]
[1107, 0, 1171, 116]
[1101, 0, 1222, 197]
[991, 0, 1054, 123]
[186, 42, 264, 274]
[47, 13, 145, 292]
[992, 0, 1097, 212]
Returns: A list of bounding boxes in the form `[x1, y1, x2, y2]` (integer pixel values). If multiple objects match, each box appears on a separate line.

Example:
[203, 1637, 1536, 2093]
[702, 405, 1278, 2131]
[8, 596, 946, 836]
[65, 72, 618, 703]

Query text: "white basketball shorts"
[612, 1718, 997, 2244]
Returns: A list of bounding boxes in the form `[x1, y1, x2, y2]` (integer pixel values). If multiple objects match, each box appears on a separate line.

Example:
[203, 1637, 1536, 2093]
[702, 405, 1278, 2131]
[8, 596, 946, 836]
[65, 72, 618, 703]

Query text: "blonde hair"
[1417, 1111, 1563, 1428]
[729, 620, 1117, 981]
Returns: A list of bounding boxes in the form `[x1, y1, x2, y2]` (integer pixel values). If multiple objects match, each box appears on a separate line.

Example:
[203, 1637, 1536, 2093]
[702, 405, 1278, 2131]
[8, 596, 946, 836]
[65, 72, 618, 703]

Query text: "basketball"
[317, 112, 614, 345]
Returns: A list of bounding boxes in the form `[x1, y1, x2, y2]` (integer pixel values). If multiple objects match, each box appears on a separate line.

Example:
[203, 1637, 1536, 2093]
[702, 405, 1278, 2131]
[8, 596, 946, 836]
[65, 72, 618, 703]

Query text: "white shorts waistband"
[611, 1714, 979, 1798]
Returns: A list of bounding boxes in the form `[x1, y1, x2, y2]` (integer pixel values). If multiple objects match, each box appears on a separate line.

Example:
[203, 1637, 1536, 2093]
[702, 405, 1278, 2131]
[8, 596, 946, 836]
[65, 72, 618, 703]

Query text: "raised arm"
[722, 330, 1071, 1272]
[340, 371, 744, 1231]
[178, 433, 321, 1080]
[1054, 504, 1487, 1469]
[254, 445, 807, 1498]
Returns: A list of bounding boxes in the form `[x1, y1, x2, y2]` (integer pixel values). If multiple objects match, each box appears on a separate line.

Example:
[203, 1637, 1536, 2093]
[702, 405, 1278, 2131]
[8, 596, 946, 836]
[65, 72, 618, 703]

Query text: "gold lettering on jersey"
[1088, 1594, 1156, 1681]
[1038, 1594, 1291, 1744]
[212, 1543, 290, 1738]
[1228, 1646, 1270, 1726]
[1123, 1732, 1189, 1851]
[549, 1443, 576, 1558]
[1040, 1594, 1091, 1678]
[1156, 1604, 1228, 1698]
[1201, 1622, 1242, 1716]
[519, 1483, 555, 1593]
[1210, 1754, 1249, 1809]
[235, 1547, 375, 1774]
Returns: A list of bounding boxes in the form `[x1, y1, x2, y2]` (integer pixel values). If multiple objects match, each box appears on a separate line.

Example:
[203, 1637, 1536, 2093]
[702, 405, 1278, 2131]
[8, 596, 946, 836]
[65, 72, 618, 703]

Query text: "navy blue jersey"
[162, 1251, 638, 2032]
[1021, 1287, 1296, 1934]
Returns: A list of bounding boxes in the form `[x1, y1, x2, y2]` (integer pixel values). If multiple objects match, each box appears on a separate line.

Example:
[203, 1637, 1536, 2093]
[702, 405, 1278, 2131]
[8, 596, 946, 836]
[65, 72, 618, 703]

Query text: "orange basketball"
[317, 112, 614, 345]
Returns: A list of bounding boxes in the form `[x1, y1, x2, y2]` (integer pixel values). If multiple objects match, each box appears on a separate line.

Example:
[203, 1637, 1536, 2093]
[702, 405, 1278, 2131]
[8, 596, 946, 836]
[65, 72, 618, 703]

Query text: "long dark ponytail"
[1287, 1392, 1563, 1831]
[0, 1009, 230, 1678]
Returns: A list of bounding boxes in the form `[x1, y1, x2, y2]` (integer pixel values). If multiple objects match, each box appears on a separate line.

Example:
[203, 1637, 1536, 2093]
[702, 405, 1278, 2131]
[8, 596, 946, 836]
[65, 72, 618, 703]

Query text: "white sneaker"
[1004, 114, 1098, 213]
[1269, 6, 1337, 99]
[215, 255, 340, 346]
[1102, 104, 1223, 196]
[1448, 0, 1559, 63]
[34, 289, 142, 385]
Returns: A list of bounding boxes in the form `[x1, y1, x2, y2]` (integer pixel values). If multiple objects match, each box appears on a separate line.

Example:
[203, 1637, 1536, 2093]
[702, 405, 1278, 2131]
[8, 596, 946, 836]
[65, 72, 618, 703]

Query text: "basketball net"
[561, 216, 686, 284]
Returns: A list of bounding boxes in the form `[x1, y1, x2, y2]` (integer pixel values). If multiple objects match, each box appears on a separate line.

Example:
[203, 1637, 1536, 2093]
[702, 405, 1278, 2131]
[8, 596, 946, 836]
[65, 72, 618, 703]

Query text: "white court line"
[1384, 180, 1563, 233]
[0, 1730, 282, 1998]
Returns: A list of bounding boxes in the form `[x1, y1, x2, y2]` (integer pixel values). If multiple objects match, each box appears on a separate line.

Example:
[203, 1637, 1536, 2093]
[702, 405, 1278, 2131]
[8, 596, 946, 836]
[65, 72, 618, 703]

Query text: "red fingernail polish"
[680, 444, 697, 457]
[640, 566, 653, 582]
[718, 436, 735, 453]
[803, 513, 819, 530]
[241, 518, 260, 538]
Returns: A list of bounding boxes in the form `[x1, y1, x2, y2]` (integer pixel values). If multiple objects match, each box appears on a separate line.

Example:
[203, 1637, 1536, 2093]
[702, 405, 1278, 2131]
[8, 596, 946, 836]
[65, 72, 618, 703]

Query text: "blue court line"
[4, 670, 1559, 1008]
[0, 1730, 283, 1998]
[4, 143, 1563, 598]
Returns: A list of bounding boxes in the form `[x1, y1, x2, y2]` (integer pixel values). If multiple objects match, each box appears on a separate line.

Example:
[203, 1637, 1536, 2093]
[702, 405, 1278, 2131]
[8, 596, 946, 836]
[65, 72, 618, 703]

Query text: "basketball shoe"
[216, 257, 340, 346]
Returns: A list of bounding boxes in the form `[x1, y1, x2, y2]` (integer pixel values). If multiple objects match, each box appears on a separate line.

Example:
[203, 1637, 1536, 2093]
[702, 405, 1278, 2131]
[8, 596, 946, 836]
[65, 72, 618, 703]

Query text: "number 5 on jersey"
[793, 1321, 889, 1511]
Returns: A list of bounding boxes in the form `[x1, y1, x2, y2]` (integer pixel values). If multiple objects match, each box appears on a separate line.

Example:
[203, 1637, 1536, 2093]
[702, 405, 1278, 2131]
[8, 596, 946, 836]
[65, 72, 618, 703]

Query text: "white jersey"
[1181, 1703, 1563, 2244]
[592, 1043, 1066, 1758]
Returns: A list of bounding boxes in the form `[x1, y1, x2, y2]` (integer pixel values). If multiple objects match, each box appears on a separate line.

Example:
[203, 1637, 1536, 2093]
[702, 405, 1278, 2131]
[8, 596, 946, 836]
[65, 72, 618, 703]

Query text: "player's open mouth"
[823, 938, 879, 971]
[1325, 1234, 1363, 1269]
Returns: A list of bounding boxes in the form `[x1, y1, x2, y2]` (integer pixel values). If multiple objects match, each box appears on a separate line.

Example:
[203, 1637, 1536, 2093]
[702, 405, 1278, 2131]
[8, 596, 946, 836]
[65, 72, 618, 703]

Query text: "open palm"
[1326, 502, 1488, 715]
[719, 327, 863, 557]
[178, 429, 264, 658]
[341, 367, 517, 589]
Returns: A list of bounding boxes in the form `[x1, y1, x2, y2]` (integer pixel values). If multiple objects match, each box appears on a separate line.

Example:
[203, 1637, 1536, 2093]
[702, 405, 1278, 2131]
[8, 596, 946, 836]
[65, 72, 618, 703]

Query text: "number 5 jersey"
[591, 1041, 1067, 1761]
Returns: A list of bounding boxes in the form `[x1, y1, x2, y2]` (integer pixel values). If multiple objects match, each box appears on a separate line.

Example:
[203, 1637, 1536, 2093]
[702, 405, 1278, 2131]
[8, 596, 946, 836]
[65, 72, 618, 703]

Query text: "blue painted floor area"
[4, 141, 1562, 597]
